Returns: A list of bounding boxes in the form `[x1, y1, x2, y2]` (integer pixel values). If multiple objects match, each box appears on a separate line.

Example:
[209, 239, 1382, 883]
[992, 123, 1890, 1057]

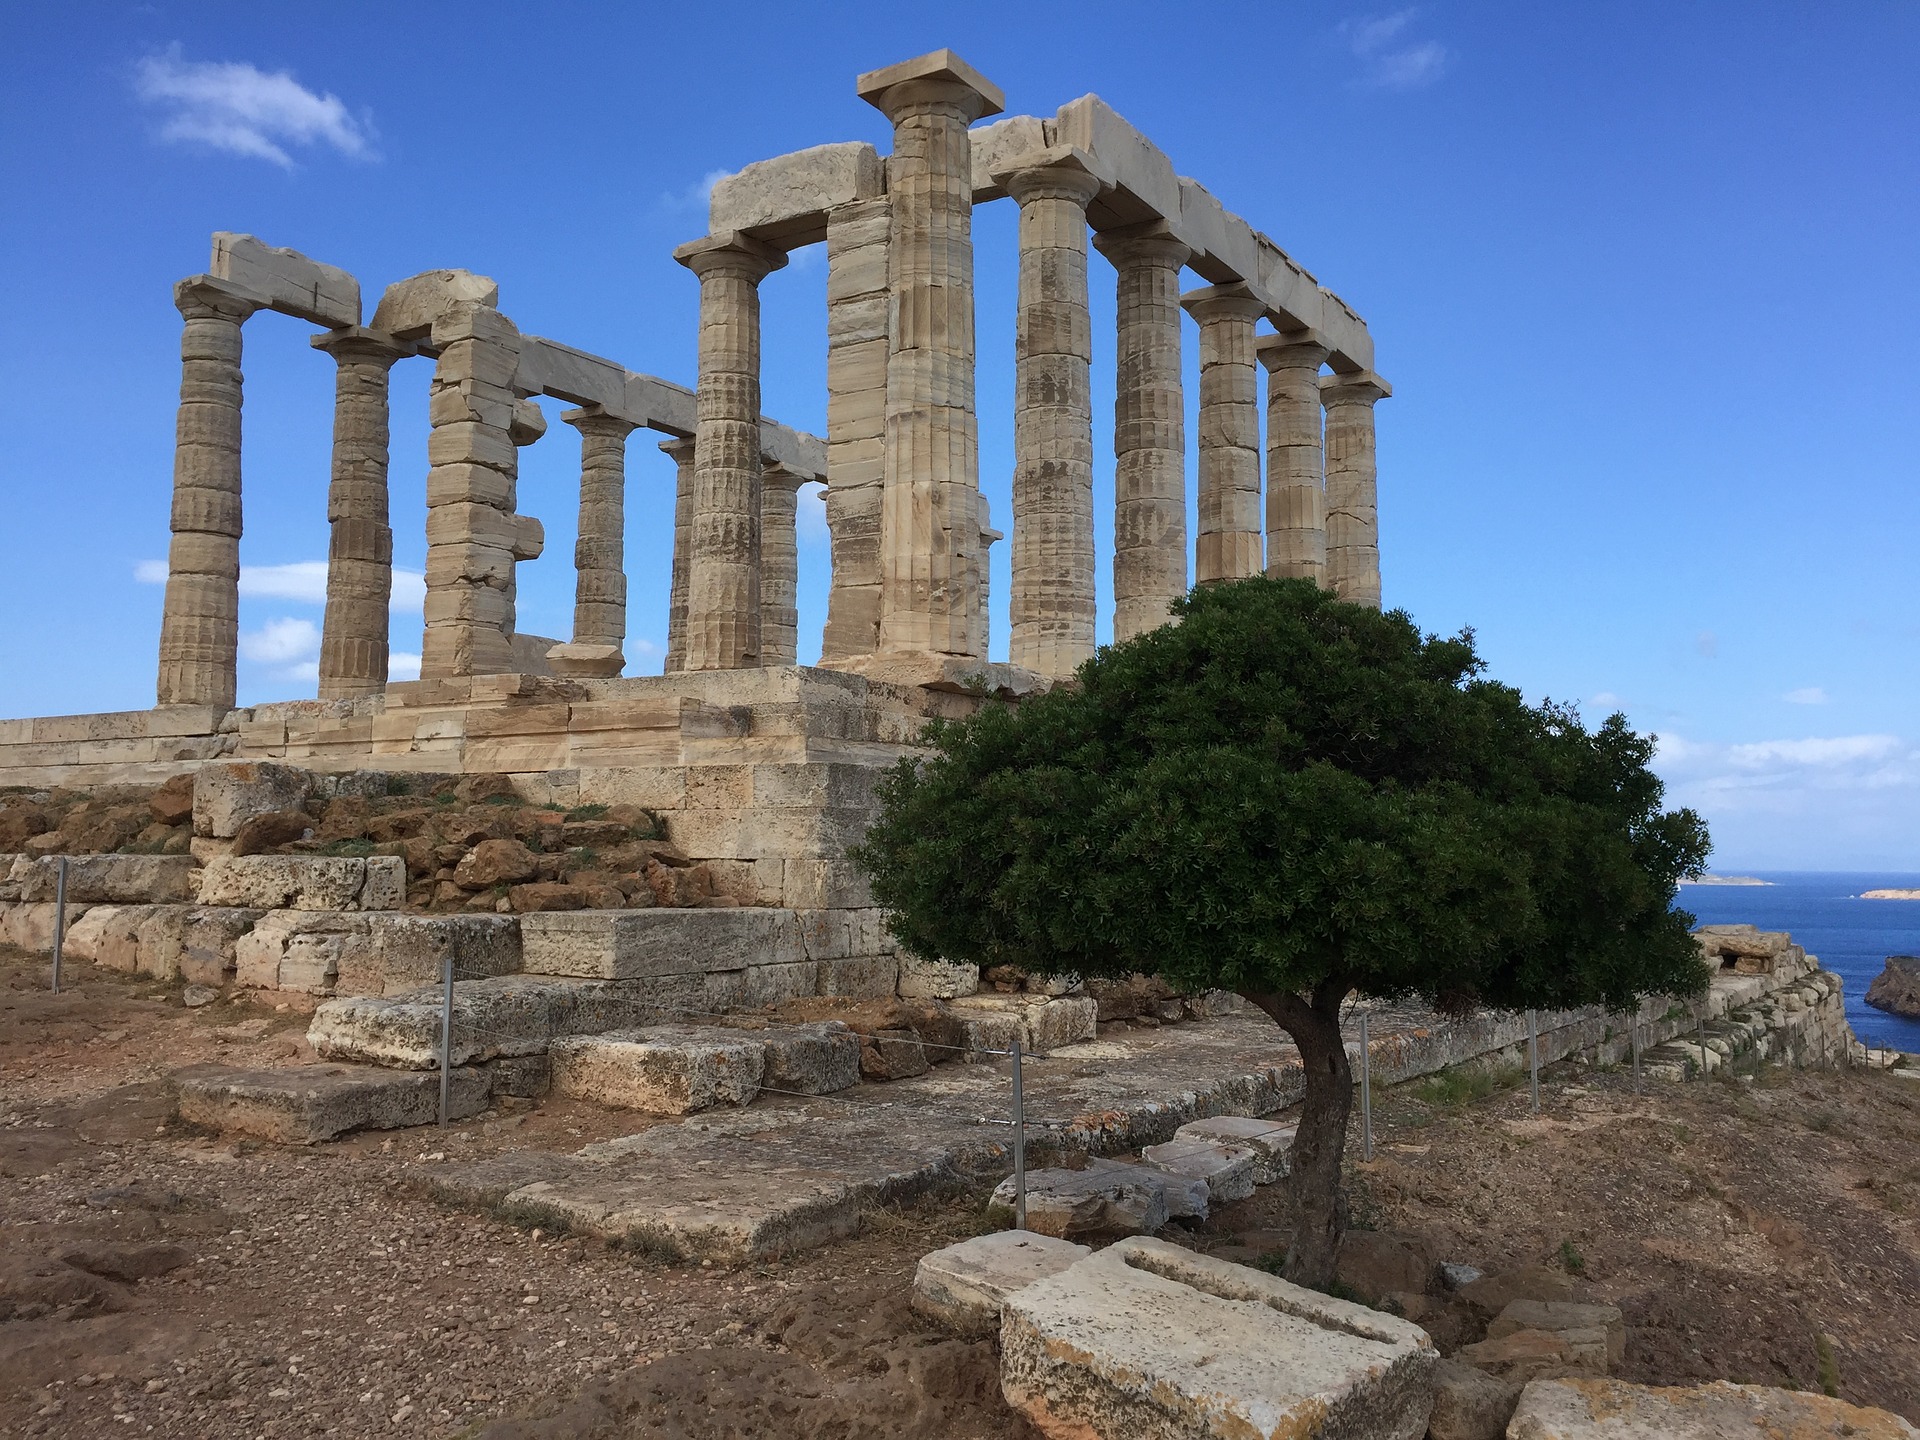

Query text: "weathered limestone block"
[174, 1062, 490, 1145]
[520, 908, 803, 979]
[1140, 1136, 1258, 1202]
[210, 233, 359, 327]
[704, 959, 823, 1013]
[60, 904, 122, 964]
[709, 141, 885, 245]
[370, 269, 500, 340]
[912, 1231, 1089, 1337]
[193, 760, 312, 838]
[235, 911, 371, 992]
[175, 906, 264, 986]
[309, 975, 676, 1068]
[1505, 1377, 1920, 1439]
[1173, 1114, 1295, 1185]
[1000, 1237, 1438, 1440]
[353, 913, 522, 996]
[9, 854, 200, 904]
[989, 1164, 1172, 1239]
[897, 955, 980, 999]
[548, 1027, 765, 1113]
[196, 856, 404, 912]
[1427, 1357, 1522, 1440]
[945, 994, 1097, 1052]
[750, 1021, 860, 1094]
[1488, 1300, 1625, 1368]
[1, 901, 93, 954]
[82, 905, 158, 972]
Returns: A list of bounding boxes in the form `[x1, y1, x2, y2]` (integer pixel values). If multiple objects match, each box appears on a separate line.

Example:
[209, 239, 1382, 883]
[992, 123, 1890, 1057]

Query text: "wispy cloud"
[133, 46, 375, 168]
[1695, 630, 1719, 659]
[1657, 730, 1920, 796]
[239, 616, 320, 667]
[138, 559, 424, 614]
[390, 651, 422, 682]
[1339, 9, 1449, 90]
[660, 168, 732, 215]
[1783, 686, 1829, 705]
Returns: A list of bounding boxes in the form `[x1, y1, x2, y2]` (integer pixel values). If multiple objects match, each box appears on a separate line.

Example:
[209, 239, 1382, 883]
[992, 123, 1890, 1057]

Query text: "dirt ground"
[4, 942, 1918, 1438]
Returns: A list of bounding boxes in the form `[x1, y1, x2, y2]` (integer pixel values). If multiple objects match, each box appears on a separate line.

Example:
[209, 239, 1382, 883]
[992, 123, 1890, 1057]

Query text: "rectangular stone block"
[520, 909, 806, 979]
[355, 913, 522, 996]
[210, 233, 360, 327]
[1504, 1377, 1918, 1439]
[705, 960, 822, 1013]
[8, 854, 200, 904]
[710, 141, 884, 246]
[912, 1231, 1089, 1337]
[549, 1027, 765, 1114]
[196, 856, 404, 912]
[1000, 1237, 1438, 1440]
[1055, 97, 1181, 225]
[174, 1062, 490, 1144]
[193, 760, 313, 838]
[1173, 1114, 1295, 1185]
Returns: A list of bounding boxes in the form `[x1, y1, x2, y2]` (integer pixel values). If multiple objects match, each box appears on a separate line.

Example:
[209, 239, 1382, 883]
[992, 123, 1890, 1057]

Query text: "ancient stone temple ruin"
[0, 49, 1393, 1003]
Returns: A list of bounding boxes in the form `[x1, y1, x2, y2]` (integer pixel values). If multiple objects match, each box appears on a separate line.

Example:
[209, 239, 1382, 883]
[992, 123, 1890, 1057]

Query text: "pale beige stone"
[660, 437, 696, 672]
[548, 1027, 765, 1114]
[759, 466, 802, 666]
[1321, 371, 1389, 608]
[210, 233, 359, 327]
[1259, 330, 1332, 585]
[563, 406, 638, 667]
[370, 269, 500, 339]
[197, 855, 403, 912]
[1183, 284, 1267, 583]
[912, 1231, 1088, 1336]
[820, 198, 891, 663]
[708, 141, 885, 247]
[1505, 1377, 1920, 1439]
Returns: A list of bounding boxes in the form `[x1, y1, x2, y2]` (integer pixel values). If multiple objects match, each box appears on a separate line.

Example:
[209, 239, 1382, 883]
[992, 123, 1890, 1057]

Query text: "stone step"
[549, 1022, 862, 1115]
[912, 1231, 1090, 1337]
[1170, 1114, 1296, 1184]
[519, 908, 805, 979]
[309, 975, 668, 1068]
[173, 1062, 490, 1144]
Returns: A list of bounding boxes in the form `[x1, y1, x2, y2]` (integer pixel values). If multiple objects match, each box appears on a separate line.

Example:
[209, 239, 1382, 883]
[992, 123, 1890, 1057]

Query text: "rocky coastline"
[1866, 955, 1920, 1018]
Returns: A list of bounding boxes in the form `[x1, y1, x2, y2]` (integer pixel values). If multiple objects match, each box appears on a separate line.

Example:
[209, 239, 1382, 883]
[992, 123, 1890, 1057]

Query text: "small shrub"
[567, 804, 610, 821]
[1557, 1238, 1587, 1276]
[318, 838, 376, 857]
[1815, 1332, 1841, 1397]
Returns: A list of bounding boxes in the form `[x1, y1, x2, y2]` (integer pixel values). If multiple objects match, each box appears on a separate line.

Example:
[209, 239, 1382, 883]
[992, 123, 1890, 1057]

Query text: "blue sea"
[1678, 872, 1920, 1053]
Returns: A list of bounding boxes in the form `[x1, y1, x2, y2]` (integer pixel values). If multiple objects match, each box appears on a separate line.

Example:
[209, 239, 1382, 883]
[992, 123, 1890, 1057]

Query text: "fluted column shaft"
[1258, 332, 1332, 585]
[1321, 373, 1391, 608]
[759, 466, 802, 666]
[1183, 286, 1267, 583]
[673, 235, 785, 670]
[157, 278, 258, 709]
[1096, 225, 1190, 641]
[820, 198, 890, 661]
[565, 408, 639, 650]
[1005, 159, 1102, 678]
[866, 75, 999, 658]
[313, 329, 407, 699]
[661, 438, 695, 672]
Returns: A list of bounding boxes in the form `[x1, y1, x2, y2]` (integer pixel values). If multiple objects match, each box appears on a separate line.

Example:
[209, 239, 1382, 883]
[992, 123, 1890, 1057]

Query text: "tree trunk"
[1244, 982, 1353, 1289]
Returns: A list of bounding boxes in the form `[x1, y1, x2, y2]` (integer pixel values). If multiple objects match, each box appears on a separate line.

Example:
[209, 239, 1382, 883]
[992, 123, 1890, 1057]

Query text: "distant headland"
[1861, 889, 1920, 901]
[1682, 875, 1774, 887]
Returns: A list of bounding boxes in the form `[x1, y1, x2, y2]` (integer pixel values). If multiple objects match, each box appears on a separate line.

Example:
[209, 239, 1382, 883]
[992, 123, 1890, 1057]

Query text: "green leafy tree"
[854, 578, 1710, 1286]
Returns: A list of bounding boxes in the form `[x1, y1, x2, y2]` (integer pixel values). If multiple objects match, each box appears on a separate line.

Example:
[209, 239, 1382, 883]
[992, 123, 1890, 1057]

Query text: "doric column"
[156, 277, 258, 709]
[545, 406, 638, 678]
[1094, 223, 1190, 642]
[312, 328, 409, 700]
[672, 233, 786, 671]
[820, 197, 890, 661]
[973, 492, 1002, 660]
[759, 465, 803, 666]
[1257, 330, 1332, 585]
[660, 438, 695, 672]
[1000, 148, 1106, 679]
[857, 51, 1005, 660]
[1181, 285, 1267, 583]
[420, 302, 543, 678]
[1321, 371, 1391, 608]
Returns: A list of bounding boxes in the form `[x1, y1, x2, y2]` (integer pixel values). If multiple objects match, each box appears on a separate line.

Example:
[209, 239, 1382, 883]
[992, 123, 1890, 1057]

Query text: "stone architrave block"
[897, 956, 980, 999]
[912, 1231, 1090, 1337]
[1505, 1377, 1920, 1439]
[967, 114, 1052, 201]
[548, 1027, 765, 1114]
[371, 269, 500, 340]
[1174, 1114, 1296, 1185]
[210, 233, 360, 327]
[360, 913, 522, 996]
[1141, 1136, 1258, 1203]
[1000, 1237, 1439, 1440]
[195, 856, 404, 912]
[709, 141, 885, 246]
[10, 854, 200, 904]
[989, 1164, 1173, 1239]
[520, 908, 805, 980]
[757, 1021, 860, 1095]
[1053, 95, 1181, 224]
[514, 335, 628, 412]
[192, 761, 313, 839]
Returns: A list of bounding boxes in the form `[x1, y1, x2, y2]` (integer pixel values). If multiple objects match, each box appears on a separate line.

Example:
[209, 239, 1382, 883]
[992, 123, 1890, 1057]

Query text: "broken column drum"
[674, 234, 787, 670]
[1321, 372, 1390, 608]
[314, 328, 409, 699]
[1183, 285, 1267, 585]
[1004, 150, 1105, 679]
[1097, 224, 1190, 643]
[1258, 331, 1332, 586]
[859, 56, 1005, 661]
[156, 278, 258, 709]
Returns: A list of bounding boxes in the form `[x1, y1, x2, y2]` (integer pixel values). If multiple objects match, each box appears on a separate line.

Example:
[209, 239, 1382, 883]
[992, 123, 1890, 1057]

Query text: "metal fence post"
[50, 856, 68, 994]
[1358, 1012, 1373, 1162]
[1011, 1038, 1027, 1231]
[439, 952, 454, 1128]
[1631, 1014, 1642, 1091]
[1528, 1008, 1540, 1113]
[1697, 1009, 1708, 1080]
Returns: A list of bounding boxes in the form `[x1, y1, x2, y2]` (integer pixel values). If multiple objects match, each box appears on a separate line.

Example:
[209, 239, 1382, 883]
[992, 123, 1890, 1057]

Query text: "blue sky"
[1, 2, 1915, 869]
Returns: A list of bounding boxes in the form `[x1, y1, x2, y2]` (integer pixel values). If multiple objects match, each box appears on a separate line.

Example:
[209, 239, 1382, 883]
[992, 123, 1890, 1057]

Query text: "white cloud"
[134, 47, 375, 168]
[389, 568, 427, 615]
[661, 168, 731, 214]
[1724, 735, 1903, 771]
[239, 616, 320, 665]
[1783, 686, 1829, 705]
[1340, 9, 1449, 89]
[1591, 691, 1625, 709]
[1695, 630, 1719, 659]
[629, 638, 661, 657]
[134, 558, 169, 584]
[389, 651, 422, 682]
[138, 559, 425, 615]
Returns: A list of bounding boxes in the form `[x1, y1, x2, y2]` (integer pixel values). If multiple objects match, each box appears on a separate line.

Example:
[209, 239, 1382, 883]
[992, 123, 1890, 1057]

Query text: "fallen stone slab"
[912, 1230, 1089, 1337]
[944, 993, 1098, 1052]
[1506, 1377, 1920, 1439]
[989, 1163, 1174, 1238]
[310, 974, 679, 1068]
[520, 907, 804, 979]
[197, 855, 404, 912]
[549, 1027, 765, 1114]
[1458, 1327, 1599, 1383]
[174, 1062, 489, 1143]
[1490, 1299, 1625, 1368]
[1141, 1135, 1258, 1202]
[1172, 1113, 1295, 1184]
[1427, 1356, 1521, 1440]
[757, 1022, 861, 1095]
[1000, 1236, 1437, 1440]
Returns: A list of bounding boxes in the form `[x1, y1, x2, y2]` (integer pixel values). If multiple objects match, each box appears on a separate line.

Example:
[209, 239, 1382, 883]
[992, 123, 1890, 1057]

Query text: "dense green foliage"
[855, 578, 1711, 1014]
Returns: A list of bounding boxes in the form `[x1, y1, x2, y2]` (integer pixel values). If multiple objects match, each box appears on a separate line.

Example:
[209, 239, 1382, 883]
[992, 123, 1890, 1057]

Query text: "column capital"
[1320, 370, 1392, 405]
[856, 49, 1004, 124]
[562, 404, 640, 440]
[995, 145, 1110, 207]
[173, 274, 261, 323]
[658, 435, 696, 462]
[1180, 282, 1266, 324]
[1256, 329, 1331, 372]
[310, 325, 413, 365]
[672, 232, 788, 283]
[761, 461, 809, 490]
[1092, 220, 1190, 270]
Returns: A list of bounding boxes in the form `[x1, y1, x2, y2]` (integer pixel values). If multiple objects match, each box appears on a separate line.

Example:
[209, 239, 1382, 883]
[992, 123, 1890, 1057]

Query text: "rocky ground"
[4, 942, 1918, 1437]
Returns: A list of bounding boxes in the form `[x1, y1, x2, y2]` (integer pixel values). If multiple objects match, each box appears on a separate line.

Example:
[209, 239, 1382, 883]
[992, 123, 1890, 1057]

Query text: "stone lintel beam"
[210, 232, 360, 328]
[371, 269, 500, 343]
[708, 141, 886, 249]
